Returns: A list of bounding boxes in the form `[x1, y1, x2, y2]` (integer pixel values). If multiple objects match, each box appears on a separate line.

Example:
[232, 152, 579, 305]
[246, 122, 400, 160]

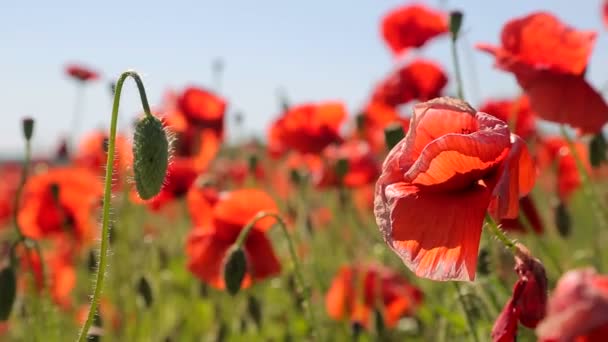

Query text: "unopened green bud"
[133, 115, 169, 200]
[223, 246, 247, 295]
[589, 132, 607, 168]
[22, 117, 34, 141]
[0, 265, 16, 321]
[384, 123, 405, 150]
[449, 11, 464, 41]
[555, 202, 571, 237]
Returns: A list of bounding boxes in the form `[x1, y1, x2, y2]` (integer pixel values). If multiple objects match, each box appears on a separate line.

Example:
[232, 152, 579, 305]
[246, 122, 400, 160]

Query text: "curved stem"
[484, 214, 518, 254]
[78, 70, 153, 341]
[235, 211, 318, 338]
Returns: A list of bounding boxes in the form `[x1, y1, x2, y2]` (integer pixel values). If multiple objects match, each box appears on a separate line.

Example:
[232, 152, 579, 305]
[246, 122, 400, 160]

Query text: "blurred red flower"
[381, 4, 448, 56]
[65, 64, 99, 82]
[137, 157, 200, 210]
[268, 101, 346, 155]
[371, 59, 448, 108]
[177, 86, 227, 136]
[325, 264, 423, 328]
[536, 268, 608, 341]
[356, 102, 409, 153]
[479, 96, 537, 140]
[492, 245, 547, 341]
[0, 163, 22, 227]
[500, 196, 544, 234]
[313, 139, 380, 188]
[186, 189, 281, 290]
[18, 167, 103, 243]
[374, 97, 536, 281]
[75, 131, 133, 189]
[478, 12, 608, 133]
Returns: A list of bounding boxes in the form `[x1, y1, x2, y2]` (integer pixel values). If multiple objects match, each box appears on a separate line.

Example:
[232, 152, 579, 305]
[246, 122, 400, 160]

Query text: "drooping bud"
[355, 113, 366, 133]
[247, 295, 262, 328]
[513, 244, 547, 328]
[589, 132, 607, 168]
[223, 246, 247, 295]
[0, 265, 16, 321]
[137, 276, 153, 308]
[554, 202, 571, 237]
[248, 154, 259, 173]
[449, 11, 464, 41]
[335, 158, 349, 183]
[384, 123, 405, 150]
[132, 115, 169, 200]
[22, 117, 34, 141]
[49, 183, 61, 202]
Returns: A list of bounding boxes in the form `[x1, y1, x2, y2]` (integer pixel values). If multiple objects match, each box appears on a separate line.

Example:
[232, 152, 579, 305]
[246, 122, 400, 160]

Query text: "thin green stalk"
[484, 214, 518, 254]
[78, 70, 154, 341]
[235, 211, 318, 339]
[559, 125, 605, 271]
[452, 282, 480, 342]
[451, 38, 465, 100]
[12, 136, 31, 241]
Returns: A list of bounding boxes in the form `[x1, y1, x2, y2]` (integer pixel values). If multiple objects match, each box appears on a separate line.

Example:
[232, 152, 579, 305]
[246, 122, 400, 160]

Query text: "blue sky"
[1, 0, 607, 156]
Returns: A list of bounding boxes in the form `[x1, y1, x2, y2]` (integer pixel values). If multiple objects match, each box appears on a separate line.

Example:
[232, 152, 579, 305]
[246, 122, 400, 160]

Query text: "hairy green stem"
[452, 282, 480, 342]
[78, 70, 153, 341]
[235, 211, 318, 338]
[451, 39, 465, 100]
[484, 214, 518, 254]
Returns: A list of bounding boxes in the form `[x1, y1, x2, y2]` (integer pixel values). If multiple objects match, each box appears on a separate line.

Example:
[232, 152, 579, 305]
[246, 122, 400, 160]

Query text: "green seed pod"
[0, 265, 17, 321]
[22, 117, 34, 141]
[133, 115, 169, 200]
[223, 246, 247, 295]
[384, 122, 405, 150]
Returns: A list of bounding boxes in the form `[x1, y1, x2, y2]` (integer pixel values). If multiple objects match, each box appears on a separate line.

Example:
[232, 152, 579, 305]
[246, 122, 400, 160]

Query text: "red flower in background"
[268, 101, 346, 155]
[536, 137, 590, 202]
[18, 167, 103, 243]
[177, 86, 227, 136]
[65, 64, 99, 82]
[371, 59, 448, 108]
[325, 264, 423, 328]
[313, 140, 380, 188]
[374, 97, 535, 281]
[500, 196, 544, 234]
[357, 102, 409, 153]
[0, 163, 22, 227]
[536, 268, 608, 341]
[479, 96, 537, 140]
[492, 245, 547, 341]
[75, 131, 133, 189]
[478, 12, 608, 133]
[381, 4, 448, 56]
[186, 189, 281, 290]
[603, 1, 608, 29]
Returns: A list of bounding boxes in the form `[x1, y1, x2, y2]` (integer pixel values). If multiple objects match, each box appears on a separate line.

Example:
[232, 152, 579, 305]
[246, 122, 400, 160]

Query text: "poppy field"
[4, 2, 608, 342]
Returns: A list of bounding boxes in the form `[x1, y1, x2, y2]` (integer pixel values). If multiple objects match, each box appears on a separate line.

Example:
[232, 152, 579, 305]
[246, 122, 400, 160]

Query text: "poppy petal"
[212, 189, 278, 232]
[380, 182, 491, 281]
[243, 229, 281, 280]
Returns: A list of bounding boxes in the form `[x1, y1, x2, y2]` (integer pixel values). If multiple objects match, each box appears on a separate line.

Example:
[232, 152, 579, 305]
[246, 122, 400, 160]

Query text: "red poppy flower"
[65, 64, 99, 82]
[536, 137, 590, 202]
[212, 158, 266, 187]
[479, 96, 537, 140]
[186, 189, 281, 289]
[268, 102, 346, 155]
[177, 86, 226, 136]
[492, 245, 547, 341]
[18, 167, 103, 243]
[604, 1, 608, 29]
[371, 59, 448, 108]
[477, 12, 608, 133]
[536, 268, 608, 341]
[313, 139, 380, 188]
[500, 196, 544, 234]
[325, 264, 423, 328]
[381, 4, 448, 56]
[374, 97, 536, 281]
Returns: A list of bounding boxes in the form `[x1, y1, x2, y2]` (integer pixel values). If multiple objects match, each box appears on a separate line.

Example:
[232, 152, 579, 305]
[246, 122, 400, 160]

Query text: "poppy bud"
[355, 113, 366, 133]
[248, 154, 259, 173]
[374, 308, 386, 338]
[0, 265, 16, 321]
[514, 244, 547, 328]
[554, 201, 571, 237]
[137, 276, 153, 308]
[384, 122, 405, 150]
[87, 249, 97, 274]
[589, 132, 606, 168]
[247, 295, 262, 328]
[223, 246, 247, 295]
[449, 11, 464, 41]
[132, 115, 169, 200]
[335, 158, 349, 182]
[289, 169, 302, 186]
[22, 117, 34, 141]
[49, 183, 61, 202]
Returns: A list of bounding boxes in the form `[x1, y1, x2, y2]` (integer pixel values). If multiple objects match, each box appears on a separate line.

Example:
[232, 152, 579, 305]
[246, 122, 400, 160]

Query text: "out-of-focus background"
[2, 0, 607, 155]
